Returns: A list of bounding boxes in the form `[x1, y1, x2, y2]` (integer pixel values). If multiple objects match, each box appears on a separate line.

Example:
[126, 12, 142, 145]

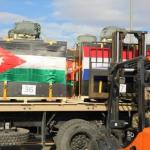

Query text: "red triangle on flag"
[0, 47, 26, 73]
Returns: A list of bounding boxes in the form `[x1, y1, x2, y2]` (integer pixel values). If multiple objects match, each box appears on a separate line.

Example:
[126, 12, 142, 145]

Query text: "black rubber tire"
[88, 140, 100, 150]
[0, 128, 29, 146]
[95, 134, 119, 150]
[55, 119, 98, 150]
[54, 119, 89, 147]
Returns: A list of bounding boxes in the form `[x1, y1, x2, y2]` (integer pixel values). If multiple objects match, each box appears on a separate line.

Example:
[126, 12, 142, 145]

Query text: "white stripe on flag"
[83, 58, 129, 69]
[83, 58, 110, 69]
[16, 55, 66, 70]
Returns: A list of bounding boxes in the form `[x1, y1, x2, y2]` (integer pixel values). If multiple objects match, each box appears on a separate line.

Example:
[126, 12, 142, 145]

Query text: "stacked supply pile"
[0, 40, 67, 99]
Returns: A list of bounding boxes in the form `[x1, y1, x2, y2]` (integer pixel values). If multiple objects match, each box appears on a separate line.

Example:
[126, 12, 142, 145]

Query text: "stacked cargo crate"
[0, 40, 67, 100]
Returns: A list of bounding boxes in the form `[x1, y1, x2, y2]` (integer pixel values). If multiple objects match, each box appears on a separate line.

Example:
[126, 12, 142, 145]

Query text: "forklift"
[91, 30, 150, 150]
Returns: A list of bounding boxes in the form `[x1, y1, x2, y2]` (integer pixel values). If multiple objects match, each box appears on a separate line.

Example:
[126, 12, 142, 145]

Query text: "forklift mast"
[101, 30, 150, 150]
[107, 30, 148, 131]
[111, 30, 146, 64]
[87, 30, 146, 100]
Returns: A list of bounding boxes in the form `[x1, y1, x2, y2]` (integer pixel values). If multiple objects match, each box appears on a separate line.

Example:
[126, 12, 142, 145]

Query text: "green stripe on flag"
[0, 68, 66, 84]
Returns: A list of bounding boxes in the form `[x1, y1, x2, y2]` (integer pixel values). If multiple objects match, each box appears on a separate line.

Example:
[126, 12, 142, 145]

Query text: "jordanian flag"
[0, 47, 66, 84]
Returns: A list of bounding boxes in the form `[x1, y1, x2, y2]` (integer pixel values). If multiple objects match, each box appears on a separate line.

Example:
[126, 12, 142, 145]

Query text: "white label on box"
[119, 84, 126, 93]
[22, 85, 36, 95]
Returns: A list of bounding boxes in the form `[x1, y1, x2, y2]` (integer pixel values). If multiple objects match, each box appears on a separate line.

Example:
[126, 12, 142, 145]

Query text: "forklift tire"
[55, 119, 98, 150]
[0, 128, 29, 146]
[94, 134, 119, 150]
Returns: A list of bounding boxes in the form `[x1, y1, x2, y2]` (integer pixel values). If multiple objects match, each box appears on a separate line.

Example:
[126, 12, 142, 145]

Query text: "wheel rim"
[70, 132, 90, 150]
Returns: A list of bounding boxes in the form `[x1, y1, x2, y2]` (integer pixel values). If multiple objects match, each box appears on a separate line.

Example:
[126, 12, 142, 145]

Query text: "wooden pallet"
[0, 97, 68, 103]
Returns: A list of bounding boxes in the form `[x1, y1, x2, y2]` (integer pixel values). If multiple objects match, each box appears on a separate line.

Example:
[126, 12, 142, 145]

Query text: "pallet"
[0, 96, 108, 104]
[0, 97, 68, 103]
[0, 96, 92, 103]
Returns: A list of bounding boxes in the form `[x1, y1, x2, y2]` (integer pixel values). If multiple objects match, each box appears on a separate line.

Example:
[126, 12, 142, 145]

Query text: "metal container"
[77, 35, 97, 44]
[100, 26, 126, 42]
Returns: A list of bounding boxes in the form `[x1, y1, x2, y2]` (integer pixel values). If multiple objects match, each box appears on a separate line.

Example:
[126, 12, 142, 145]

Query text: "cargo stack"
[0, 40, 67, 100]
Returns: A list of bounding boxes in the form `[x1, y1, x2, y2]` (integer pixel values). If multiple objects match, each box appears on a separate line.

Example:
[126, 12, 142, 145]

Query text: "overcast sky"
[0, 0, 150, 47]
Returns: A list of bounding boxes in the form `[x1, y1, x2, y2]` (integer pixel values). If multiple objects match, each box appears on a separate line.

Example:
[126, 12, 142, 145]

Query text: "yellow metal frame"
[48, 82, 53, 100]
[3, 81, 7, 100]
[99, 81, 103, 93]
